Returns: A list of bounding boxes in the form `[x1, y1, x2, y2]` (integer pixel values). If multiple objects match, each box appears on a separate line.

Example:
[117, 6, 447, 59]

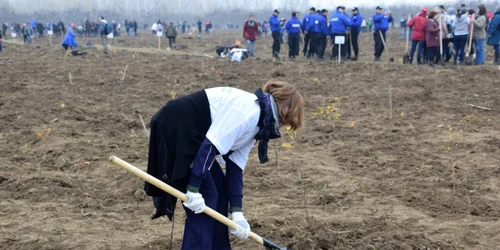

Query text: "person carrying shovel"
[372, 6, 393, 61]
[145, 81, 304, 250]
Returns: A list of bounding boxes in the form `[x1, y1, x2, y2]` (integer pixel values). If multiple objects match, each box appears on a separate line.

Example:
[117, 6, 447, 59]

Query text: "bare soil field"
[1, 29, 499, 250]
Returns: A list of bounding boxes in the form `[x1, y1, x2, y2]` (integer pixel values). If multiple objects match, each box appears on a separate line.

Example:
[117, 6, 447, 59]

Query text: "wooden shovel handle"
[108, 156, 265, 245]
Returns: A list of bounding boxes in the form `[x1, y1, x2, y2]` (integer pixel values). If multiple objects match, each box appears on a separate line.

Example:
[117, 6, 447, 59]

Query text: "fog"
[2, 0, 499, 25]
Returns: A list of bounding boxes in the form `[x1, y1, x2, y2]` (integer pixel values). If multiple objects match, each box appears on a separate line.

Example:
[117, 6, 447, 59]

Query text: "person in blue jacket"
[269, 9, 282, 59]
[61, 27, 78, 51]
[315, 9, 330, 61]
[302, 7, 316, 57]
[372, 6, 393, 61]
[488, 6, 500, 65]
[330, 6, 350, 61]
[350, 7, 363, 60]
[286, 12, 302, 59]
[307, 10, 321, 59]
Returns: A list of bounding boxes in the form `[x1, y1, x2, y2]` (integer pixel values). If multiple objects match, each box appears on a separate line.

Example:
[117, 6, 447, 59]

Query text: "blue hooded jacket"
[373, 13, 393, 31]
[286, 17, 301, 34]
[302, 14, 311, 32]
[62, 28, 78, 48]
[312, 13, 326, 33]
[350, 13, 363, 31]
[330, 10, 350, 33]
[269, 15, 281, 32]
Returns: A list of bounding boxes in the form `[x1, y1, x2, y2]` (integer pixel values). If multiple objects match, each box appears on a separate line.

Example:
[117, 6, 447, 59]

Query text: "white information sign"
[335, 36, 345, 44]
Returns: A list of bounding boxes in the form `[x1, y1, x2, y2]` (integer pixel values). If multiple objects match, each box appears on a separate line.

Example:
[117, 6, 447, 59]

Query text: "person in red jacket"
[243, 15, 259, 56]
[407, 8, 428, 64]
[424, 10, 441, 67]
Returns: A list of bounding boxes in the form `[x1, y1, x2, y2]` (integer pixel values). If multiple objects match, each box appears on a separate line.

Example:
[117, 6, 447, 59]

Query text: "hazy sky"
[4, 0, 489, 15]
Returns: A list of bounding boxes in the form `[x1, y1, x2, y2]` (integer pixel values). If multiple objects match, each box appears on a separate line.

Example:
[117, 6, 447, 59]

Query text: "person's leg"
[251, 40, 256, 56]
[181, 170, 219, 250]
[373, 31, 380, 58]
[317, 35, 325, 59]
[416, 41, 424, 64]
[426, 47, 434, 65]
[340, 34, 347, 59]
[459, 35, 467, 62]
[352, 30, 359, 58]
[287, 35, 292, 58]
[348, 31, 352, 59]
[209, 162, 231, 250]
[303, 33, 310, 56]
[494, 45, 500, 65]
[409, 40, 417, 63]
[380, 31, 386, 56]
[470, 38, 475, 56]
[272, 31, 280, 57]
[0, 42, 3, 52]
[332, 33, 339, 58]
[289, 34, 300, 58]
[475, 38, 485, 64]
[308, 32, 317, 58]
[101, 36, 109, 54]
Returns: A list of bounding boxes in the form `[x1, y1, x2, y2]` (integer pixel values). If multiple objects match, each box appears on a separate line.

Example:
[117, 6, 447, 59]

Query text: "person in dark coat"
[487, 6, 500, 65]
[243, 15, 259, 56]
[0, 31, 3, 52]
[36, 22, 44, 38]
[146, 82, 304, 250]
[166, 22, 177, 49]
[424, 10, 441, 66]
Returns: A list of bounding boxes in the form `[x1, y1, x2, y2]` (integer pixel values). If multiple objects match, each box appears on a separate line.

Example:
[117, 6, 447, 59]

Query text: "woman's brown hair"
[263, 81, 304, 130]
[428, 10, 438, 19]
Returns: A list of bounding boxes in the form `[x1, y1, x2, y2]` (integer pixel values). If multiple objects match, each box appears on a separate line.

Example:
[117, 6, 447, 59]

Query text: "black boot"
[495, 52, 500, 65]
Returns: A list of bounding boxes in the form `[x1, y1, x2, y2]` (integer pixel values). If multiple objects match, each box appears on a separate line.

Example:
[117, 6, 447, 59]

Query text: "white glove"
[182, 191, 206, 214]
[230, 212, 250, 240]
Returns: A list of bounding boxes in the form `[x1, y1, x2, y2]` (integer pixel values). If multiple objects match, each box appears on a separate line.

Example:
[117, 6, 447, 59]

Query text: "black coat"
[145, 90, 211, 219]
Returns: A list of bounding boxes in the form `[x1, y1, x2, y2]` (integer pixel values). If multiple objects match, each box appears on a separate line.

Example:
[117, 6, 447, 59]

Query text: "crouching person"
[61, 27, 78, 51]
[145, 81, 304, 250]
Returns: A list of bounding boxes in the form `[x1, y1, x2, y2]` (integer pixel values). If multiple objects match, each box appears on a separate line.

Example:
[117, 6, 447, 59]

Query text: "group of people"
[239, 5, 500, 66]
[403, 4, 500, 66]
[260, 7, 393, 61]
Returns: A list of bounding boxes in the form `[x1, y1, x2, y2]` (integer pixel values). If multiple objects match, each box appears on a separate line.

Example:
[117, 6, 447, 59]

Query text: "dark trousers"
[331, 33, 346, 58]
[62, 44, 69, 50]
[346, 33, 351, 58]
[350, 30, 360, 57]
[168, 36, 176, 48]
[303, 33, 311, 55]
[373, 30, 386, 57]
[317, 34, 327, 59]
[288, 33, 300, 58]
[39, 31, 43, 38]
[442, 38, 451, 61]
[309, 32, 320, 57]
[272, 31, 281, 56]
[409, 40, 426, 63]
[427, 46, 440, 64]
[454, 35, 468, 62]
[182, 162, 230, 250]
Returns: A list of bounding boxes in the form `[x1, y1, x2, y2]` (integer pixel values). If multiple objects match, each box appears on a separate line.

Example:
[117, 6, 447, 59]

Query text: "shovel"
[379, 30, 394, 62]
[464, 17, 474, 66]
[403, 27, 410, 64]
[438, 17, 444, 65]
[109, 156, 289, 250]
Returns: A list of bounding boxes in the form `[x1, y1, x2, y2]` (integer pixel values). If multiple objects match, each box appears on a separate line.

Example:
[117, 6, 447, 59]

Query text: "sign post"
[48, 30, 53, 46]
[157, 31, 163, 50]
[334, 36, 345, 65]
